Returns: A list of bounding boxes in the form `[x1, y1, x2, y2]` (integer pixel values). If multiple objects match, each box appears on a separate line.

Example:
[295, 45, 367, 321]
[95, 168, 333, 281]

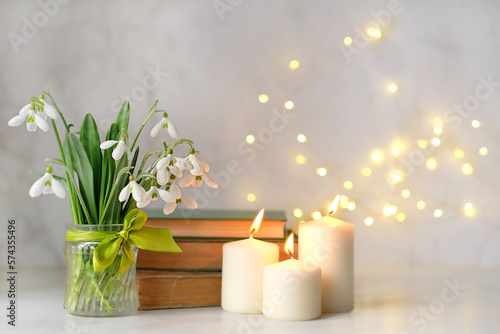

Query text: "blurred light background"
[1, 0, 500, 267]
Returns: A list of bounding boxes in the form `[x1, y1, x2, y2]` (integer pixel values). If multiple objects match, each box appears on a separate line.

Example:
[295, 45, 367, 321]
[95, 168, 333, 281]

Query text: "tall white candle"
[298, 196, 354, 313]
[262, 234, 321, 321]
[221, 209, 279, 314]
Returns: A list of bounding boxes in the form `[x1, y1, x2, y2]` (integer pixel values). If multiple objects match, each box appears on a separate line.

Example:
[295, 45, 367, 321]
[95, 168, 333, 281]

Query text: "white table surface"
[1, 265, 499, 334]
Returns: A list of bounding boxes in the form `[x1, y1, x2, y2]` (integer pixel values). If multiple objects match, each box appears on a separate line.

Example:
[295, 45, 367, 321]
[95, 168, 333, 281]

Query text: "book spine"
[137, 270, 222, 309]
[137, 241, 298, 270]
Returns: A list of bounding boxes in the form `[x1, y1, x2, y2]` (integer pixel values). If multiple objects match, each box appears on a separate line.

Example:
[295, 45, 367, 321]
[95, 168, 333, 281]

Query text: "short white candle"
[221, 209, 279, 314]
[298, 195, 354, 313]
[262, 234, 322, 321]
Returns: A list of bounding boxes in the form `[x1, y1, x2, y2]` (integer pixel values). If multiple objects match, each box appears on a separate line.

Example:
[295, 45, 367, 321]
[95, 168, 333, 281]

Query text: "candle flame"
[249, 209, 265, 237]
[285, 233, 294, 258]
[328, 194, 341, 215]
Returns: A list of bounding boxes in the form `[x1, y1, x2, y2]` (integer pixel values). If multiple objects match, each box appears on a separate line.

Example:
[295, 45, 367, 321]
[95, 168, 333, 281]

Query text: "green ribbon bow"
[66, 209, 182, 276]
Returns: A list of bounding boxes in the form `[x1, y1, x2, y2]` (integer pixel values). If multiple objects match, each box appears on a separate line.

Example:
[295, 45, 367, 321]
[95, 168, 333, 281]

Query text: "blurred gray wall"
[1, 0, 500, 267]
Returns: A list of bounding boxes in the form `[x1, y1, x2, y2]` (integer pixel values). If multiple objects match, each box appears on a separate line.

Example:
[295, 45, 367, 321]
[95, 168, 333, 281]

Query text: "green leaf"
[69, 177, 83, 225]
[122, 147, 141, 218]
[64, 133, 98, 224]
[123, 147, 142, 212]
[130, 146, 140, 172]
[129, 227, 182, 253]
[99, 123, 119, 224]
[116, 100, 130, 133]
[115, 154, 130, 223]
[80, 113, 102, 208]
[99, 149, 114, 221]
[106, 122, 119, 141]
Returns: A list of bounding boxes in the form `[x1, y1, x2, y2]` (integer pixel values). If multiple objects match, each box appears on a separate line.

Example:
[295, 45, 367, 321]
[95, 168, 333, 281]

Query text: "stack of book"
[136, 208, 293, 310]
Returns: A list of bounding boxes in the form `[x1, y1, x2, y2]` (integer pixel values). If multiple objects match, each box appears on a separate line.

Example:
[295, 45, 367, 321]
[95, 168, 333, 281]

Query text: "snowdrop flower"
[137, 182, 161, 208]
[156, 154, 174, 186]
[156, 154, 193, 183]
[157, 154, 174, 169]
[187, 154, 203, 175]
[163, 182, 181, 199]
[100, 138, 128, 160]
[38, 95, 58, 120]
[9, 103, 49, 132]
[179, 172, 218, 189]
[29, 166, 66, 199]
[159, 181, 197, 214]
[162, 193, 198, 215]
[186, 150, 209, 176]
[170, 157, 193, 178]
[8, 96, 58, 132]
[118, 176, 147, 203]
[158, 187, 176, 204]
[150, 113, 179, 139]
[175, 156, 193, 171]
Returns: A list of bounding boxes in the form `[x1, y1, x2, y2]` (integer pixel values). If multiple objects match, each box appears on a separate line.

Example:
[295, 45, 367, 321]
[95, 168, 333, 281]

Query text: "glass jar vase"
[63, 224, 139, 317]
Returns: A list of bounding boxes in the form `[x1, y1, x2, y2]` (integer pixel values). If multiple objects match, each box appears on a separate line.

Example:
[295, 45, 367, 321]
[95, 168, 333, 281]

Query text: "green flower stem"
[49, 117, 82, 224]
[136, 150, 160, 176]
[84, 261, 114, 313]
[129, 101, 159, 152]
[43, 91, 83, 224]
[66, 252, 113, 313]
[66, 252, 84, 311]
[46, 157, 93, 225]
[98, 166, 134, 224]
[43, 90, 70, 132]
[67, 173, 94, 225]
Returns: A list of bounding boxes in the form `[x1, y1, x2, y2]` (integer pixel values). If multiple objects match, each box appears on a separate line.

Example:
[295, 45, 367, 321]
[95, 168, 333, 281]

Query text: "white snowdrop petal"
[166, 119, 179, 139]
[100, 140, 119, 149]
[158, 189, 176, 203]
[118, 183, 131, 202]
[51, 178, 66, 199]
[204, 172, 219, 188]
[157, 169, 170, 186]
[112, 141, 127, 160]
[199, 158, 210, 173]
[170, 183, 181, 199]
[8, 113, 27, 127]
[150, 121, 163, 138]
[163, 202, 176, 215]
[181, 194, 198, 209]
[34, 113, 49, 132]
[131, 182, 146, 202]
[29, 175, 46, 197]
[42, 100, 58, 120]
[179, 174, 195, 188]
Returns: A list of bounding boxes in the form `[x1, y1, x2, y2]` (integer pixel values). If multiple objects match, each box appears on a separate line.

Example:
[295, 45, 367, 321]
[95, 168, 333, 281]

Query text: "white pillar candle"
[298, 196, 354, 313]
[221, 209, 279, 314]
[262, 234, 322, 321]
